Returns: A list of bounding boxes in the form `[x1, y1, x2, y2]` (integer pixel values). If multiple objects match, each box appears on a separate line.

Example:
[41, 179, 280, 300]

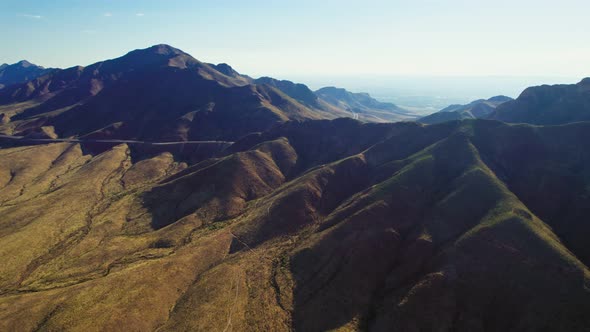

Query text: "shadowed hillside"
[316, 86, 418, 122]
[420, 78, 590, 126]
[419, 96, 512, 125]
[1, 118, 589, 331]
[0, 61, 55, 89]
[0, 45, 332, 141]
[0, 45, 422, 143]
[489, 78, 590, 125]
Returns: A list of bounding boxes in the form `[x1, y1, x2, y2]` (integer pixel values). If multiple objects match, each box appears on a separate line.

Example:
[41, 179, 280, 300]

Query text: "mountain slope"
[208, 63, 253, 85]
[0, 45, 331, 141]
[0, 60, 55, 89]
[316, 86, 418, 122]
[490, 78, 590, 125]
[439, 95, 512, 114]
[1, 118, 589, 331]
[419, 96, 512, 125]
[0, 45, 425, 142]
[255, 77, 321, 108]
[252, 77, 414, 122]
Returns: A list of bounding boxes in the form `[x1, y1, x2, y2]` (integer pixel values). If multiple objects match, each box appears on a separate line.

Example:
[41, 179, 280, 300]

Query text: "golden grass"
[1, 120, 590, 330]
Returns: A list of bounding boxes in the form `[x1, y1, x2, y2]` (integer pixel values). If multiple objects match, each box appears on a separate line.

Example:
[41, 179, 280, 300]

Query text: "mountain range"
[1, 118, 590, 331]
[1, 45, 590, 331]
[0, 45, 415, 142]
[489, 78, 590, 124]
[419, 96, 512, 124]
[314, 86, 417, 122]
[0, 60, 55, 89]
[420, 78, 590, 125]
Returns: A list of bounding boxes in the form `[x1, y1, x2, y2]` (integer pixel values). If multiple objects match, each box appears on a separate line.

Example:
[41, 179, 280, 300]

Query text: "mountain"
[255, 77, 321, 108]
[251, 77, 369, 120]
[0, 60, 55, 89]
[1, 118, 589, 331]
[421, 78, 590, 126]
[208, 63, 253, 85]
[2, 46, 590, 331]
[251, 77, 416, 122]
[439, 95, 512, 114]
[419, 95, 512, 124]
[0, 45, 422, 142]
[316, 86, 418, 122]
[0, 45, 336, 141]
[489, 78, 590, 125]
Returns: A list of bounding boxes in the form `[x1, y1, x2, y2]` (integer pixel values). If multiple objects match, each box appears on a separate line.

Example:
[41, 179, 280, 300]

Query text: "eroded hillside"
[0, 118, 589, 331]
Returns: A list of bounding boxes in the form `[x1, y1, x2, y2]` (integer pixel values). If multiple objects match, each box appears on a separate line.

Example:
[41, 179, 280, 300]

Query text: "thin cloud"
[81, 29, 97, 34]
[135, 13, 145, 17]
[104, 12, 113, 17]
[19, 14, 42, 19]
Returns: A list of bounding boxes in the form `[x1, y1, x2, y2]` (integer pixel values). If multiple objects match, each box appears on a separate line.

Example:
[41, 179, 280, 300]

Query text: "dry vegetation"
[0, 119, 589, 331]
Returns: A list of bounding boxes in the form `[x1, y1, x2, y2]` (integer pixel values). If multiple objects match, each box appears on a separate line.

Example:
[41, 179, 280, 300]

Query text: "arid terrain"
[0, 45, 589, 331]
[1, 116, 590, 331]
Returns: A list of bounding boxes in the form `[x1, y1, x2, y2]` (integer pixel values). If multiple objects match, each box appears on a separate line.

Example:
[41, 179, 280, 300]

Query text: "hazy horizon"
[1, 45, 583, 112]
[2, 0, 588, 111]
[289, 74, 583, 113]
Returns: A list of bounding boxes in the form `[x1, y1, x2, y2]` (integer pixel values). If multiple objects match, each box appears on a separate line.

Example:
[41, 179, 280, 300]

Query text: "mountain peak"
[487, 95, 513, 103]
[120, 44, 188, 62]
[0, 60, 52, 88]
[145, 44, 186, 56]
[213, 63, 234, 73]
[16, 60, 35, 68]
[90, 44, 199, 73]
[210, 63, 241, 77]
[316, 86, 348, 98]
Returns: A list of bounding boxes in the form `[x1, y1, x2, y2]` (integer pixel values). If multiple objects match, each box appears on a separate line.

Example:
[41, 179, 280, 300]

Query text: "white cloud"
[19, 14, 42, 19]
[135, 13, 145, 17]
[104, 12, 113, 17]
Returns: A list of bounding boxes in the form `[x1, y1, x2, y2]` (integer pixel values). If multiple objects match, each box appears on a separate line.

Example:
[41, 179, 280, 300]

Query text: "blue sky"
[1, 0, 589, 79]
